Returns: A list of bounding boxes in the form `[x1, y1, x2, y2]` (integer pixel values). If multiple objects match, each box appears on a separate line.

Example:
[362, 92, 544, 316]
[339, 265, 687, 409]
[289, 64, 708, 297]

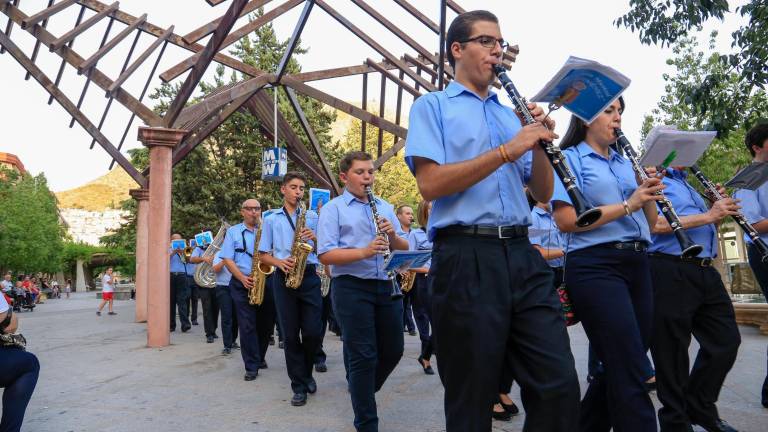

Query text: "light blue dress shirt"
[169, 247, 186, 273]
[258, 207, 319, 265]
[186, 246, 204, 276]
[212, 251, 232, 287]
[219, 222, 257, 277]
[552, 141, 651, 252]
[407, 228, 432, 269]
[317, 189, 406, 280]
[649, 168, 717, 258]
[734, 181, 768, 244]
[404, 81, 533, 240]
[529, 206, 565, 267]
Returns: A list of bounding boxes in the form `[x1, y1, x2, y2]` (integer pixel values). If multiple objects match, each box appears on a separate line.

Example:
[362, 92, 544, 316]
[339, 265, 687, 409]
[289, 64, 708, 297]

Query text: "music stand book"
[725, 162, 768, 190]
[189, 239, 197, 248]
[309, 188, 331, 213]
[195, 231, 213, 247]
[171, 239, 186, 251]
[638, 126, 716, 167]
[383, 250, 432, 273]
[531, 56, 631, 124]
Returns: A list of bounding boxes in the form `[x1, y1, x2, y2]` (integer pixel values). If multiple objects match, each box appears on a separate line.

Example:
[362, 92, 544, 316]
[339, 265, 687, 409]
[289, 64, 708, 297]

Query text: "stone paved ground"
[8, 293, 768, 431]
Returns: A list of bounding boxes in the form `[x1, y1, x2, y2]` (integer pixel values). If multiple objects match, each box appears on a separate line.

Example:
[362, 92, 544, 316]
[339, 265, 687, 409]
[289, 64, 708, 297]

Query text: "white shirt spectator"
[101, 274, 114, 293]
[0, 292, 9, 313]
[1, 278, 13, 293]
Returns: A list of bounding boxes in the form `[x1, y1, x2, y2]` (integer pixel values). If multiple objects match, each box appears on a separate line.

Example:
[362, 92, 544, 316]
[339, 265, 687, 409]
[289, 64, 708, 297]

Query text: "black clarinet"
[493, 65, 602, 227]
[689, 164, 768, 262]
[364, 186, 403, 299]
[614, 128, 703, 258]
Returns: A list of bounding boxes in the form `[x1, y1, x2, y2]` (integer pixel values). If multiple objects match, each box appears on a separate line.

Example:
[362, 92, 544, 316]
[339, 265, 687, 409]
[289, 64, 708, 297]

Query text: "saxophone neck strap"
[282, 206, 297, 232]
[235, 228, 253, 258]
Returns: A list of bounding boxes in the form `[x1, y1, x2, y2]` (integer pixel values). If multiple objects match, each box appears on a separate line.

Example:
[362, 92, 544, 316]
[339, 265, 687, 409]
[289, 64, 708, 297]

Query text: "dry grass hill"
[55, 168, 135, 211]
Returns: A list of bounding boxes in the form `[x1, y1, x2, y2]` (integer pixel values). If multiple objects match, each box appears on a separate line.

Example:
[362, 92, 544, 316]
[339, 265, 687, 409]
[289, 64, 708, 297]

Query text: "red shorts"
[102, 292, 114, 300]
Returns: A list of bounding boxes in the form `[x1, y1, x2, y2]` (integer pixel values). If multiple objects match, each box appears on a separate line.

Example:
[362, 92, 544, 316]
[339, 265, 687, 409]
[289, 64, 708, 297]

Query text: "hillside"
[55, 168, 135, 211]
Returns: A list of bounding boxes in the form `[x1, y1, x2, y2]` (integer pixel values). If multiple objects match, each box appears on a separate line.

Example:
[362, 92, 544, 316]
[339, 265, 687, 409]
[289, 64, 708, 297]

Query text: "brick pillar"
[138, 127, 186, 348]
[129, 188, 149, 323]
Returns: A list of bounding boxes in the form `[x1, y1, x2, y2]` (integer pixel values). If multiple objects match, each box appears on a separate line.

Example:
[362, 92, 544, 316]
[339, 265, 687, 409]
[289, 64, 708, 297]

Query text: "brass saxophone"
[249, 219, 275, 305]
[399, 270, 417, 293]
[285, 200, 314, 289]
[193, 223, 230, 288]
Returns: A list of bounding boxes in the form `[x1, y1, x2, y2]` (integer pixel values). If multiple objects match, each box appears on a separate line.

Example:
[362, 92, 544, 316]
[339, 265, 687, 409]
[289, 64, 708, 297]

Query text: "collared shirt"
[212, 251, 232, 287]
[529, 206, 565, 267]
[649, 168, 717, 258]
[317, 189, 406, 280]
[408, 228, 432, 269]
[734, 180, 768, 244]
[258, 207, 320, 265]
[169, 248, 186, 273]
[219, 222, 257, 276]
[404, 81, 532, 240]
[186, 246, 205, 276]
[552, 141, 651, 252]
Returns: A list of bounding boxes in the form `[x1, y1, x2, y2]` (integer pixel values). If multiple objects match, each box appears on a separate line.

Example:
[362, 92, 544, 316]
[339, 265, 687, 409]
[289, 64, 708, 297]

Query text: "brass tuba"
[285, 200, 314, 289]
[193, 223, 230, 288]
[249, 219, 275, 305]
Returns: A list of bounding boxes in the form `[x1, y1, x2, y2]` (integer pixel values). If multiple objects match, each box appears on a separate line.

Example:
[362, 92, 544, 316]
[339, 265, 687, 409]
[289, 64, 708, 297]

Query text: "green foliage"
[60, 241, 134, 277]
[0, 168, 65, 273]
[617, 1, 768, 133]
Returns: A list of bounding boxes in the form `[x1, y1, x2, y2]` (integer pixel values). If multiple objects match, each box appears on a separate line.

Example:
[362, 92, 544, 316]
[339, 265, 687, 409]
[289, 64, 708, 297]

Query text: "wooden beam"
[78, 12, 146, 74]
[274, 0, 313, 82]
[49, 1, 118, 52]
[163, 0, 249, 127]
[281, 75, 408, 139]
[392, 0, 438, 33]
[25, 0, 54, 80]
[183, 0, 272, 44]
[205, 0, 227, 5]
[3, 2, 162, 125]
[316, 0, 436, 92]
[106, 25, 173, 97]
[351, 0, 434, 65]
[21, 0, 74, 29]
[374, 139, 404, 170]
[159, 0, 303, 83]
[1, 0, 20, 55]
[366, 58, 420, 98]
[0, 30, 146, 187]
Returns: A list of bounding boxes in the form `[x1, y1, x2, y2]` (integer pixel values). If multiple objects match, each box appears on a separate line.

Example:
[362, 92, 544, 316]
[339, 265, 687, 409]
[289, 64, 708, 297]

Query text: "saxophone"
[193, 223, 230, 288]
[399, 270, 417, 293]
[249, 219, 275, 305]
[285, 200, 314, 289]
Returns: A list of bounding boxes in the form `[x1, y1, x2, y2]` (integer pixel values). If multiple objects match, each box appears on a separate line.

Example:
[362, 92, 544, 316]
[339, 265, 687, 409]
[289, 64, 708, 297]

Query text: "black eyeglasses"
[459, 35, 509, 50]
[241, 206, 261, 212]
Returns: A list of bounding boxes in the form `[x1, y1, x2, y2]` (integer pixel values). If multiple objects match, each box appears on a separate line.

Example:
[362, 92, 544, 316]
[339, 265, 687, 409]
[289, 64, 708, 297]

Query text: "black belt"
[596, 241, 648, 252]
[171, 272, 185, 276]
[437, 224, 528, 239]
[649, 252, 713, 267]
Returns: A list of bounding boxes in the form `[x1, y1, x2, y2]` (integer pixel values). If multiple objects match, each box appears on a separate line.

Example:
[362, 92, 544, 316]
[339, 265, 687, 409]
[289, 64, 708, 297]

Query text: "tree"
[0, 168, 65, 274]
[617, 0, 768, 133]
[642, 33, 766, 184]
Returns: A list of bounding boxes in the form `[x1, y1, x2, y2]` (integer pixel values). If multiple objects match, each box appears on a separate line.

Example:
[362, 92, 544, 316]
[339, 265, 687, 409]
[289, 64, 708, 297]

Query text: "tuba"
[285, 201, 314, 289]
[194, 223, 230, 288]
[249, 219, 275, 305]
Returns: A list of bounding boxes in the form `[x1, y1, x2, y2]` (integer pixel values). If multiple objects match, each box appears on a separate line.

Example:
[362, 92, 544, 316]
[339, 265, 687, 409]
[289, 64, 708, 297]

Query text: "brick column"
[138, 127, 186, 348]
[129, 188, 149, 323]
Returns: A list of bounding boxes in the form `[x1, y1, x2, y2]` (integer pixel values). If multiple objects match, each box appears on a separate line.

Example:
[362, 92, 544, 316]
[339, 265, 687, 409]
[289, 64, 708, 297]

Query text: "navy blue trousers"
[186, 276, 200, 323]
[215, 284, 238, 348]
[431, 234, 579, 432]
[411, 273, 433, 360]
[229, 277, 276, 373]
[565, 246, 656, 432]
[273, 267, 323, 394]
[333, 275, 404, 432]
[170, 273, 190, 330]
[746, 243, 768, 403]
[0, 348, 39, 432]
[402, 287, 416, 332]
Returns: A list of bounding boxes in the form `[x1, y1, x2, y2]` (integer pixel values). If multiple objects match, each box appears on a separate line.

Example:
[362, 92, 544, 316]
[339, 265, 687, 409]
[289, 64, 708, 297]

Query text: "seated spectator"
[0, 292, 40, 432]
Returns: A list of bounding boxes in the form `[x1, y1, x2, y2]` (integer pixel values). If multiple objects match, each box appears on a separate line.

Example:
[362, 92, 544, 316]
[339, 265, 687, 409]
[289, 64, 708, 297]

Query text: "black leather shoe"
[232, 342, 240, 350]
[221, 347, 231, 355]
[206, 335, 214, 343]
[269, 336, 275, 346]
[181, 326, 191, 333]
[291, 392, 307, 406]
[418, 356, 435, 375]
[278, 341, 284, 349]
[693, 419, 738, 432]
[192, 321, 199, 326]
[492, 405, 511, 421]
[500, 399, 520, 416]
[244, 371, 258, 381]
[315, 362, 327, 373]
[258, 360, 268, 369]
[307, 378, 317, 394]
[170, 327, 176, 332]
[408, 330, 417, 336]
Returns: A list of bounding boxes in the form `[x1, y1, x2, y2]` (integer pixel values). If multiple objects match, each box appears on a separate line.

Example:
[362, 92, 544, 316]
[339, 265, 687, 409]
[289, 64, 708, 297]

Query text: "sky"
[0, 0, 748, 192]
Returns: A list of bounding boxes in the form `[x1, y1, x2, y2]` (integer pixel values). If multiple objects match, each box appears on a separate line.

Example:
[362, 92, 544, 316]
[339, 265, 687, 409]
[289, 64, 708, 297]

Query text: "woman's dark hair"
[559, 96, 625, 151]
[746, 122, 768, 157]
[446, 10, 498, 68]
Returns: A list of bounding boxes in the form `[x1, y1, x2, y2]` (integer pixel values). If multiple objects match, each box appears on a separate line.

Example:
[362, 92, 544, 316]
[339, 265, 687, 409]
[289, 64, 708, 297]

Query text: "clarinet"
[614, 128, 703, 258]
[364, 186, 403, 300]
[493, 65, 602, 227]
[689, 164, 768, 262]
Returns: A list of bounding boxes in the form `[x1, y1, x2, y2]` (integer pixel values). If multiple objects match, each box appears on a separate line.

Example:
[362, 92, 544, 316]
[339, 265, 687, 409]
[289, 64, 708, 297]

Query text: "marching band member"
[220, 199, 272, 381]
[169, 234, 191, 333]
[732, 122, 768, 409]
[551, 97, 662, 431]
[258, 172, 323, 407]
[648, 166, 741, 432]
[185, 240, 200, 326]
[408, 200, 434, 375]
[396, 205, 417, 336]
[405, 10, 579, 432]
[317, 151, 408, 432]
[212, 250, 239, 355]
[190, 237, 219, 343]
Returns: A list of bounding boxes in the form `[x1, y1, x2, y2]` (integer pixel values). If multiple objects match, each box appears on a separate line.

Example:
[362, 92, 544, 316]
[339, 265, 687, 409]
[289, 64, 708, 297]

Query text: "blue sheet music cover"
[383, 250, 432, 272]
[171, 239, 186, 251]
[309, 188, 331, 213]
[189, 239, 197, 248]
[531, 56, 631, 124]
[195, 231, 213, 247]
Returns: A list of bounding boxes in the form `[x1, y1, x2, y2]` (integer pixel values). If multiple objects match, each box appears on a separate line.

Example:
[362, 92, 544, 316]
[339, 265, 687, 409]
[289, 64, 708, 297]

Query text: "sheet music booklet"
[638, 126, 715, 167]
[725, 162, 768, 190]
[383, 250, 432, 273]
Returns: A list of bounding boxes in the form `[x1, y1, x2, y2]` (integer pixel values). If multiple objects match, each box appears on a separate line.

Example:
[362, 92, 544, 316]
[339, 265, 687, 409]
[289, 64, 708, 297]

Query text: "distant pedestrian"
[96, 268, 116, 316]
[64, 279, 71, 299]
